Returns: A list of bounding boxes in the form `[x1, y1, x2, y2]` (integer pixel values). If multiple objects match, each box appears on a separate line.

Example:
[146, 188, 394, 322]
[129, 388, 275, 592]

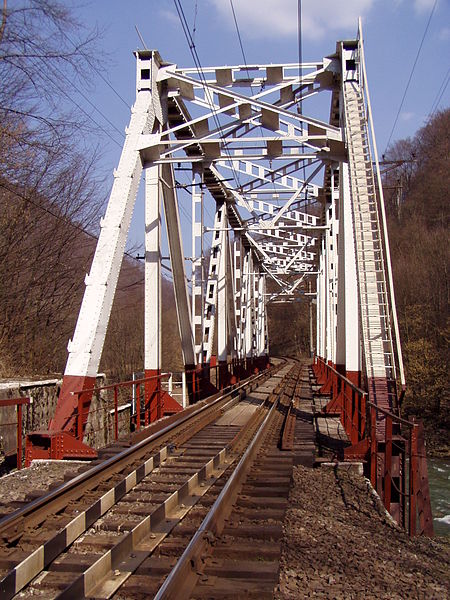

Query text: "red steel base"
[49, 374, 97, 433]
[25, 431, 97, 467]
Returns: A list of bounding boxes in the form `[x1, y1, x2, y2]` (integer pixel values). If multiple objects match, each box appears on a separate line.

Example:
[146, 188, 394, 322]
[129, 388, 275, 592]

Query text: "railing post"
[370, 406, 377, 488]
[77, 394, 83, 441]
[409, 423, 418, 535]
[346, 383, 351, 435]
[361, 393, 366, 439]
[136, 384, 141, 431]
[384, 416, 392, 513]
[114, 386, 118, 441]
[156, 376, 162, 421]
[352, 388, 359, 445]
[144, 382, 150, 426]
[17, 403, 23, 470]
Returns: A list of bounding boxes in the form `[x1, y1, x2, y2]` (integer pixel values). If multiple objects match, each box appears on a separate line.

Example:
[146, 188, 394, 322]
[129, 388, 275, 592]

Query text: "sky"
[71, 0, 450, 252]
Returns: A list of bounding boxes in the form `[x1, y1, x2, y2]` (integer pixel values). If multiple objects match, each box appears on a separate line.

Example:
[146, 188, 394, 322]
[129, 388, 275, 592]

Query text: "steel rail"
[0, 367, 284, 598]
[154, 372, 283, 599]
[0, 367, 274, 543]
[54, 384, 278, 599]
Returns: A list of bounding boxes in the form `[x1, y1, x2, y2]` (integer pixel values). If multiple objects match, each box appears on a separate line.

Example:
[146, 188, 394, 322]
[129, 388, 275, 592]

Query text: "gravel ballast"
[275, 464, 449, 599]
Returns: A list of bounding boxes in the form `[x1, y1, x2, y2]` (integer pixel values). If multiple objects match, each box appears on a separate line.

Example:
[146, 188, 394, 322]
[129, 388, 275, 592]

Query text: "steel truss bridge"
[24, 24, 432, 532]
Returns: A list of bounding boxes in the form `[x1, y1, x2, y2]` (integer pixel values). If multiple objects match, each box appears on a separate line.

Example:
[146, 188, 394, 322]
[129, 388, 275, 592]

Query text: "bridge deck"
[0, 362, 446, 598]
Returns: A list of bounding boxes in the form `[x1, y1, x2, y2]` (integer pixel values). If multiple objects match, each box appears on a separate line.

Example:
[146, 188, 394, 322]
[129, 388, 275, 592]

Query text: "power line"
[229, 0, 249, 75]
[11, 46, 124, 149]
[427, 67, 450, 119]
[0, 178, 146, 279]
[297, 0, 303, 114]
[9, 36, 125, 149]
[172, 0, 242, 191]
[33, 51, 126, 142]
[60, 29, 131, 109]
[229, 0, 265, 144]
[385, 0, 438, 151]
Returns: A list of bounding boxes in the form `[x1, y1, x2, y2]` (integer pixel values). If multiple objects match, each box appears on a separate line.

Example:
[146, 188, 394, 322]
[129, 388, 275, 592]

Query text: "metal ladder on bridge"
[343, 82, 396, 411]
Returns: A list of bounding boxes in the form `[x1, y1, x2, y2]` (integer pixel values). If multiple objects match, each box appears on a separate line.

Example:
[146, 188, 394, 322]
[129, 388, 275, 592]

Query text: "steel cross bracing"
[28, 22, 405, 461]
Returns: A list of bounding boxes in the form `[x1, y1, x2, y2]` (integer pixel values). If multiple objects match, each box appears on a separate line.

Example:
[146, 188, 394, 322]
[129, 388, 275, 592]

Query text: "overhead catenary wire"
[427, 67, 450, 119]
[33, 49, 126, 142]
[172, 0, 242, 192]
[385, 0, 438, 151]
[229, 0, 265, 144]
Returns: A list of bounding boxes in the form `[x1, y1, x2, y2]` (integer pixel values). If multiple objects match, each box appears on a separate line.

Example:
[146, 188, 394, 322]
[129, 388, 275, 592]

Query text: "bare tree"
[0, 1, 107, 375]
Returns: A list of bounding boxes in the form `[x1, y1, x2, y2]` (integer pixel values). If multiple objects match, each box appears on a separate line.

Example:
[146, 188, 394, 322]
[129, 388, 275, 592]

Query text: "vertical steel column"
[240, 248, 250, 361]
[234, 238, 242, 359]
[245, 250, 254, 363]
[226, 237, 238, 361]
[335, 161, 360, 384]
[257, 272, 265, 357]
[217, 208, 228, 387]
[317, 237, 327, 361]
[144, 163, 162, 422]
[324, 192, 337, 366]
[161, 162, 196, 370]
[191, 168, 204, 361]
[201, 202, 226, 366]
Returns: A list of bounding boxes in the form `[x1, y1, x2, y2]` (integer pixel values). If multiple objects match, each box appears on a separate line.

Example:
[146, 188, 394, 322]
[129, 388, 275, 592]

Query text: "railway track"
[0, 359, 312, 599]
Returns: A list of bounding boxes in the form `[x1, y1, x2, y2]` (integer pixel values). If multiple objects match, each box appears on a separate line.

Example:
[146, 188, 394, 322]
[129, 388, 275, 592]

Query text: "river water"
[428, 457, 450, 537]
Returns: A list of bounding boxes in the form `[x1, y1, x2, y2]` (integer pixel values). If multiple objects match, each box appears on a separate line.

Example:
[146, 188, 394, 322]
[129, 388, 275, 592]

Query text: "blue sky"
[72, 0, 449, 251]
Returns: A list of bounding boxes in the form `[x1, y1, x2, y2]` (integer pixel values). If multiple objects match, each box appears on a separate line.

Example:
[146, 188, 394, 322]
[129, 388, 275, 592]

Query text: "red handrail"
[313, 356, 433, 537]
[0, 397, 30, 469]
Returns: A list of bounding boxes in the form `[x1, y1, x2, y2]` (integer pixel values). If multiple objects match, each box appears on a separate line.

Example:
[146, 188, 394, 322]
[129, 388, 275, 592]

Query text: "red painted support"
[409, 424, 418, 536]
[114, 387, 118, 441]
[370, 406, 377, 489]
[0, 398, 30, 469]
[218, 361, 229, 389]
[384, 416, 393, 513]
[144, 369, 159, 424]
[136, 384, 141, 431]
[49, 375, 97, 434]
[160, 391, 182, 416]
[17, 403, 22, 469]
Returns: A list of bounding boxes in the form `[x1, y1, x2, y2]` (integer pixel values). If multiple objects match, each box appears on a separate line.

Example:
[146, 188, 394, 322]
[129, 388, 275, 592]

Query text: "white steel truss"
[49, 22, 405, 437]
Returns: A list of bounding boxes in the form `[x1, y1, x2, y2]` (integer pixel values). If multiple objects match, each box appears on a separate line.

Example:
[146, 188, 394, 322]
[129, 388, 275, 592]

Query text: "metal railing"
[72, 356, 270, 446]
[313, 356, 433, 536]
[72, 373, 171, 444]
[0, 397, 31, 469]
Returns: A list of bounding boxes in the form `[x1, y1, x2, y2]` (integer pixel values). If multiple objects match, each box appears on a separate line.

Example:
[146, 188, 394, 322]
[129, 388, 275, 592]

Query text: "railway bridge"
[0, 22, 438, 599]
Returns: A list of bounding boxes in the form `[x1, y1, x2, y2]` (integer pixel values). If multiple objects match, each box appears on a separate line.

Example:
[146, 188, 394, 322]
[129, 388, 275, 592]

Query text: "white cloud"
[438, 26, 450, 41]
[159, 8, 179, 25]
[209, 0, 374, 40]
[413, 0, 437, 14]
[400, 111, 415, 121]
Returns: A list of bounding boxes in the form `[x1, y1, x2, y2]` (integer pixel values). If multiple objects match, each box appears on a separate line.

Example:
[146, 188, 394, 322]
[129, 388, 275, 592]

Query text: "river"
[428, 457, 450, 537]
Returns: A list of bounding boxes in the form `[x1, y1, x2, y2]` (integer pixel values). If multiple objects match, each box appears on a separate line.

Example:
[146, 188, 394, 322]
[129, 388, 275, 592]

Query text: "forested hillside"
[383, 109, 449, 452]
[0, 1, 182, 380]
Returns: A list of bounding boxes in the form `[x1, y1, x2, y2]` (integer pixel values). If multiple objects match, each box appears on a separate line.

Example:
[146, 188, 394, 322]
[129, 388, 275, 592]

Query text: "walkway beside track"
[275, 363, 449, 600]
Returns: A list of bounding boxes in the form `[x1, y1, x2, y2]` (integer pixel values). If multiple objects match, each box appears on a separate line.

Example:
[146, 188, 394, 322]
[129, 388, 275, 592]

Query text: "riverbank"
[429, 457, 450, 537]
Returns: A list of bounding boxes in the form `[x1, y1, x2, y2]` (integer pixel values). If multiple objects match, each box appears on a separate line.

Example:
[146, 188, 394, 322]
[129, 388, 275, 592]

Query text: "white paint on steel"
[145, 164, 162, 371]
